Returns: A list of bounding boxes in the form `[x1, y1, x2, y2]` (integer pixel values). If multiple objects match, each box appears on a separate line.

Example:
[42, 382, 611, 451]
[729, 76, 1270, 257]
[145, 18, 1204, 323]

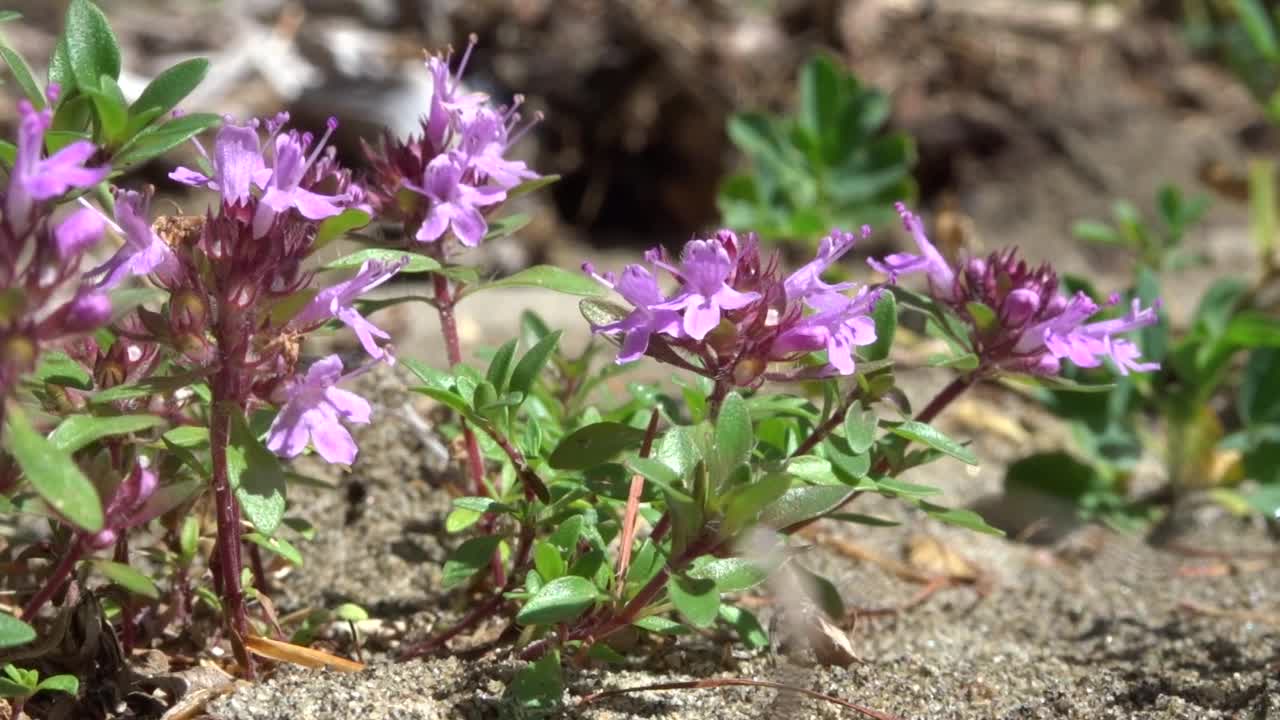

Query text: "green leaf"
[111, 112, 220, 171]
[653, 425, 702, 480]
[91, 559, 159, 598]
[481, 212, 532, 241]
[690, 557, 769, 593]
[1004, 373, 1116, 394]
[916, 501, 1003, 536]
[0, 11, 20, 22]
[228, 412, 287, 536]
[0, 41, 44, 108]
[1071, 220, 1121, 246]
[507, 649, 562, 710]
[864, 290, 896, 362]
[827, 512, 900, 527]
[1235, 0, 1280, 60]
[507, 175, 560, 200]
[85, 74, 127, 142]
[0, 614, 35, 649]
[109, 286, 166, 322]
[718, 605, 769, 649]
[0, 139, 14, 165]
[48, 33, 73, 93]
[1241, 349, 1280, 425]
[1223, 312, 1280, 348]
[35, 674, 79, 695]
[759, 485, 851, 530]
[889, 420, 978, 465]
[31, 351, 92, 390]
[322, 248, 438, 273]
[48, 413, 164, 453]
[632, 615, 690, 636]
[313, 208, 372, 253]
[442, 536, 502, 589]
[714, 392, 753, 475]
[667, 575, 719, 628]
[64, 0, 122, 89]
[130, 57, 209, 117]
[517, 576, 599, 625]
[4, 406, 103, 532]
[533, 541, 566, 581]
[1250, 159, 1277, 259]
[722, 470, 792, 537]
[549, 422, 649, 470]
[0, 678, 31, 698]
[244, 532, 303, 566]
[334, 603, 368, 623]
[509, 331, 562, 399]
[842, 400, 877, 454]
[471, 265, 607, 298]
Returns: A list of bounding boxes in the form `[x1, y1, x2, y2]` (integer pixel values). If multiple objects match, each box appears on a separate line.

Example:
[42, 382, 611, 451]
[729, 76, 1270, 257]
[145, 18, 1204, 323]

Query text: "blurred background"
[0, 0, 1272, 348]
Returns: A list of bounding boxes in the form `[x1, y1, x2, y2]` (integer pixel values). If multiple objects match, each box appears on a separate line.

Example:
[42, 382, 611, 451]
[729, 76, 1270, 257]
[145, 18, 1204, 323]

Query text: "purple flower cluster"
[0, 92, 111, 412]
[152, 113, 395, 464]
[872, 203, 1160, 376]
[363, 39, 539, 249]
[585, 228, 881, 385]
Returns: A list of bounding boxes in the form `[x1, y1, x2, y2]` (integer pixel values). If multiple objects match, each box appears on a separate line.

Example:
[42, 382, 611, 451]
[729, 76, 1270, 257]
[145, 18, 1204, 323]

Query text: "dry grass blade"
[244, 636, 365, 673]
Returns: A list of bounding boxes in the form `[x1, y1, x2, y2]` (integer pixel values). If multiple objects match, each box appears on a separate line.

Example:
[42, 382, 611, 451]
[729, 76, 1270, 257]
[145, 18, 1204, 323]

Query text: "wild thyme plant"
[0, 1, 1174, 715]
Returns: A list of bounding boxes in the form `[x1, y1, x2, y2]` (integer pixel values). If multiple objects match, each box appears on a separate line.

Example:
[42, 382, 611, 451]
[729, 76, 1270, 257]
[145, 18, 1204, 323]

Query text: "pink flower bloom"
[867, 202, 957, 300]
[252, 119, 350, 237]
[583, 263, 683, 363]
[784, 227, 866, 302]
[290, 259, 406, 362]
[5, 99, 109, 230]
[170, 117, 265, 204]
[458, 106, 539, 191]
[774, 289, 880, 375]
[407, 153, 506, 246]
[86, 188, 178, 288]
[87, 464, 160, 550]
[54, 207, 105, 258]
[655, 238, 760, 340]
[266, 355, 372, 465]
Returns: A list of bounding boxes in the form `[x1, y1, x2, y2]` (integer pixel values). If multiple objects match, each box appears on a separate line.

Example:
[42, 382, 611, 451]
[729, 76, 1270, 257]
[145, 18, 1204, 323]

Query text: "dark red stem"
[21, 537, 85, 620]
[209, 396, 254, 678]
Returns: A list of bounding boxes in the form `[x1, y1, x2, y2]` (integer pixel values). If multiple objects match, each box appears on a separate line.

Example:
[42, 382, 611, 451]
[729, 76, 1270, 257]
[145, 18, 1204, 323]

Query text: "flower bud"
[732, 355, 766, 387]
[1001, 288, 1041, 328]
[87, 529, 118, 550]
[170, 290, 208, 334]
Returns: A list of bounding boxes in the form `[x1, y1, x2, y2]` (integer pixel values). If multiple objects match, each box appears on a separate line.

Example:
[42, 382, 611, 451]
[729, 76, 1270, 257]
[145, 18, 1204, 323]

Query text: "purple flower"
[784, 227, 866, 302]
[868, 202, 957, 300]
[86, 188, 178, 288]
[423, 40, 488, 147]
[871, 203, 1161, 377]
[655, 238, 761, 340]
[5, 99, 109, 231]
[458, 106, 539, 191]
[87, 463, 160, 550]
[54, 207, 106, 258]
[1019, 295, 1160, 376]
[290, 258, 406, 361]
[252, 119, 350, 237]
[584, 262, 683, 363]
[56, 289, 112, 335]
[170, 118, 265, 204]
[406, 153, 506, 246]
[266, 354, 372, 465]
[774, 289, 880, 375]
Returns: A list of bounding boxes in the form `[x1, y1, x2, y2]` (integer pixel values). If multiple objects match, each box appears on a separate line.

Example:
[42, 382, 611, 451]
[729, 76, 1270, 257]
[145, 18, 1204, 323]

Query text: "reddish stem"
[20, 538, 85, 620]
[400, 522, 535, 660]
[209, 396, 255, 679]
